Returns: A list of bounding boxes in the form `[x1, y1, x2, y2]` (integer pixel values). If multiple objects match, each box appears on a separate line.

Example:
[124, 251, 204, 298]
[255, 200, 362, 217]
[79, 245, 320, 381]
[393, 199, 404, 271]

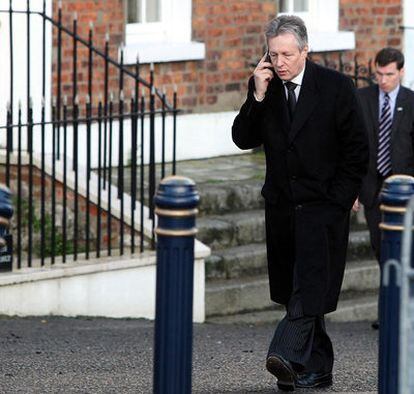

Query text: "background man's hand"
[253, 53, 274, 100]
[352, 198, 360, 212]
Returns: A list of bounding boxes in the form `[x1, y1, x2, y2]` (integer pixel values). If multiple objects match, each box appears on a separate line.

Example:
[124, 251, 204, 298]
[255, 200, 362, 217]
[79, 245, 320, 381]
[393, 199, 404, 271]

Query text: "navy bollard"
[0, 184, 14, 271]
[378, 175, 414, 394]
[153, 176, 200, 394]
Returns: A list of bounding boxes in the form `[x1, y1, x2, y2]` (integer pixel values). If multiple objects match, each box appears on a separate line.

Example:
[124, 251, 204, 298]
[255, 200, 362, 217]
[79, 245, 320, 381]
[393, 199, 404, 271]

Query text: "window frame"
[124, 0, 205, 64]
[277, 0, 355, 52]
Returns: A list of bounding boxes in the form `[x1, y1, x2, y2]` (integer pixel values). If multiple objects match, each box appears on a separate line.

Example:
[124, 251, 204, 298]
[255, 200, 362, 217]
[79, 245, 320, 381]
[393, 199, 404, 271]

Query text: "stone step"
[197, 210, 266, 250]
[207, 294, 378, 325]
[204, 232, 374, 280]
[205, 259, 378, 317]
[198, 209, 370, 252]
[197, 180, 264, 216]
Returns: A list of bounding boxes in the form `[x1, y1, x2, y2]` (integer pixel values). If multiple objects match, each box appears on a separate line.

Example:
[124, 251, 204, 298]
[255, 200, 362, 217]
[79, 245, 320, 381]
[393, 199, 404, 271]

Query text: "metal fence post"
[0, 184, 14, 271]
[378, 175, 414, 394]
[153, 176, 200, 394]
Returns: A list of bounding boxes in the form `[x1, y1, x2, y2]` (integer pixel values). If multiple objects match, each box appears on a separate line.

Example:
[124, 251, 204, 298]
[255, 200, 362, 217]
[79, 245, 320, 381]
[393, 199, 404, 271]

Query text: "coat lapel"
[267, 77, 291, 134]
[288, 61, 319, 144]
[391, 87, 407, 144]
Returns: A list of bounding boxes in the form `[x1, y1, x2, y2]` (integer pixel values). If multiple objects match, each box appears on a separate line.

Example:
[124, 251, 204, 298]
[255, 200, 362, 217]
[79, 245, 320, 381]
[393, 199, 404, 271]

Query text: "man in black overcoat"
[355, 47, 414, 329]
[232, 15, 368, 391]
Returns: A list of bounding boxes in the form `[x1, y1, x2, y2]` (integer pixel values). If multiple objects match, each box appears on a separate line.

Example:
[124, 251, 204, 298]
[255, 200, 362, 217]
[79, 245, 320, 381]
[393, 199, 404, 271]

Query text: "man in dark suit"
[355, 48, 414, 329]
[232, 15, 368, 391]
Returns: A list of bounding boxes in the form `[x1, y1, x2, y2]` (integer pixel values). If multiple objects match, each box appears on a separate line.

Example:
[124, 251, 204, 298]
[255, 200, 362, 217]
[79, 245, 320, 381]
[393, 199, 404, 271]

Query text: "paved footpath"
[0, 317, 377, 393]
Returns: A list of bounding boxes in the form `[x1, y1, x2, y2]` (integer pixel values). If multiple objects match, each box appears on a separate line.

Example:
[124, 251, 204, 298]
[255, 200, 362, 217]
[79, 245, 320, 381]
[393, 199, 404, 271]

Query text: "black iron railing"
[0, 1, 179, 268]
[309, 52, 376, 87]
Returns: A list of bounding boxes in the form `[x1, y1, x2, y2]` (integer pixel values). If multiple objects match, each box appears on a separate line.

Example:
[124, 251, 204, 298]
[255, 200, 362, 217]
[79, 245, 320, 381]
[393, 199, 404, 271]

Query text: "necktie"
[377, 93, 392, 176]
[285, 81, 297, 120]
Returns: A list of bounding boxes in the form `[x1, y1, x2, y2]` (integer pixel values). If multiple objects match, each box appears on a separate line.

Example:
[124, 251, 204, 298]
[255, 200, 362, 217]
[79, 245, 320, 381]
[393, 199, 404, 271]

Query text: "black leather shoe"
[371, 320, 379, 330]
[266, 354, 297, 391]
[296, 371, 333, 388]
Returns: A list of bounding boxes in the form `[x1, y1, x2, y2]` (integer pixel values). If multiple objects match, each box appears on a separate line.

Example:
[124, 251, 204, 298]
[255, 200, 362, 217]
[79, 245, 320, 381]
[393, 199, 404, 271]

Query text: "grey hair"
[265, 15, 308, 51]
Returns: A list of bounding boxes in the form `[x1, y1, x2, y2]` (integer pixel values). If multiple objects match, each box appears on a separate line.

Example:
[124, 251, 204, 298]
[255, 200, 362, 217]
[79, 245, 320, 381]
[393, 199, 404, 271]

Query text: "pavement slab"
[0, 317, 378, 393]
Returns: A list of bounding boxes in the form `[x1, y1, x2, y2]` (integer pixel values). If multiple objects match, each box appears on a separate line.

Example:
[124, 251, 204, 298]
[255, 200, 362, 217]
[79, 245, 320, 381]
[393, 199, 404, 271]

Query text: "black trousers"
[267, 269, 334, 373]
[265, 199, 334, 374]
[363, 174, 386, 264]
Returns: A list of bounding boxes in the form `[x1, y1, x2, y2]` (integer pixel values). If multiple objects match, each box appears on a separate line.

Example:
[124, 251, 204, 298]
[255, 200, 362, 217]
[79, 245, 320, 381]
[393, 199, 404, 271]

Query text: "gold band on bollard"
[155, 228, 198, 237]
[385, 174, 414, 181]
[379, 204, 407, 213]
[0, 217, 10, 229]
[379, 223, 410, 231]
[154, 208, 199, 217]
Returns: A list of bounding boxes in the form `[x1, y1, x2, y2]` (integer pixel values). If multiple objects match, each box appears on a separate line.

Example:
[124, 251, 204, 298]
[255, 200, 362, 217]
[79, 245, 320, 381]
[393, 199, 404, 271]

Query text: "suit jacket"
[232, 60, 368, 315]
[358, 84, 414, 208]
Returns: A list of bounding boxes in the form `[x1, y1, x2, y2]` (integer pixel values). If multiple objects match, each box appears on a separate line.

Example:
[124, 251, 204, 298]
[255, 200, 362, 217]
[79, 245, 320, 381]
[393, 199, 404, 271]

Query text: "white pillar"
[403, 0, 414, 90]
[0, 0, 52, 131]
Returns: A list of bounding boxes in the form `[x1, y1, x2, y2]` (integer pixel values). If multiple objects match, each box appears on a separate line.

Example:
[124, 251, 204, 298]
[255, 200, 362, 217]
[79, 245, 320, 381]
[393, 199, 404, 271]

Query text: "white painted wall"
[403, 0, 414, 90]
[0, 240, 208, 322]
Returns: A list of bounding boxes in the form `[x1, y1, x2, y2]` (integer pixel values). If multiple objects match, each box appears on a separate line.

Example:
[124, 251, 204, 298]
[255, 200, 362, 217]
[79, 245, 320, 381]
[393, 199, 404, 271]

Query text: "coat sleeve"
[329, 76, 369, 210]
[232, 77, 264, 150]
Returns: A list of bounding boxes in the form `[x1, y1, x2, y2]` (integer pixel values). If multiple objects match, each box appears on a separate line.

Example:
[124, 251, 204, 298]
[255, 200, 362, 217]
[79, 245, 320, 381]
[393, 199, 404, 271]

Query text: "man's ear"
[399, 67, 405, 79]
[302, 44, 309, 58]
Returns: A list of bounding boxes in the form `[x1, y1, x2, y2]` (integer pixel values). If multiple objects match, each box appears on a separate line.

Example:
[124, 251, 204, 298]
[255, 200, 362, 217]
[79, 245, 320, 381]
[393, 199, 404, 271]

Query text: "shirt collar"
[285, 63, 306, 87]
[380, 84, 400, 101]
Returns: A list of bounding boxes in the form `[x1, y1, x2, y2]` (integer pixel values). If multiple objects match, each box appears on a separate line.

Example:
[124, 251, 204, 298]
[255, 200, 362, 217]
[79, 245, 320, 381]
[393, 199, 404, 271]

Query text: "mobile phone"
[265, 50, 275, 76]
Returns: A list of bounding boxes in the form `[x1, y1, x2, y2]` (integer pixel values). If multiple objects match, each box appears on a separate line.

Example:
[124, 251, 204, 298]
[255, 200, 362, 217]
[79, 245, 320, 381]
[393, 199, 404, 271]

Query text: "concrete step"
[204, 232, 374, 280]
[205, 259, 378, 317]
[207, 294, 378, 325]
[197, 180, 264, 216]
[197, 210, 266, 250]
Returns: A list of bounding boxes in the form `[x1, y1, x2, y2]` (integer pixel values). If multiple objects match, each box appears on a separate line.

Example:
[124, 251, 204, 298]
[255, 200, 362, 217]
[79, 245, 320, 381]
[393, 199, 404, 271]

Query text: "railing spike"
[120, 90, 124, 101]
[18, 100, 22, 110]
[105, 31, 110, 42]
[58, 0, 62, 9]
[6, 102, 11, 111]
[74, 12, 78, 21]
[86, 94, 90, 104]
[63, 95, 67, 106]
[89, 21, 94, 30]
[150, 62, 154, 72]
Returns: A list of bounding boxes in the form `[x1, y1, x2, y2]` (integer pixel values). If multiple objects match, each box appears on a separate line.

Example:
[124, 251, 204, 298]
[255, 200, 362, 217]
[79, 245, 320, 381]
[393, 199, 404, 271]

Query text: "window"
[277, 0, 355, 52]
[124, 0, 205, 64]
[127, 0, 161, 24]
[279, 0, 309, 13]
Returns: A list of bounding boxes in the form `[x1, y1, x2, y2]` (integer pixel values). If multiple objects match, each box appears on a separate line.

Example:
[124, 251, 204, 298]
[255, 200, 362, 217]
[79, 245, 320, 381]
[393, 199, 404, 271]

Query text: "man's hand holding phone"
[253, 53, 274, 101]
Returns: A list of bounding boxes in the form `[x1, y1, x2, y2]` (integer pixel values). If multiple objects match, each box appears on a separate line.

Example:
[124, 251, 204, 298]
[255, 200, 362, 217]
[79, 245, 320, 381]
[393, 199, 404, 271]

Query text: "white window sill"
[308, 30, 355, 52]
[124, 41, 206, 64]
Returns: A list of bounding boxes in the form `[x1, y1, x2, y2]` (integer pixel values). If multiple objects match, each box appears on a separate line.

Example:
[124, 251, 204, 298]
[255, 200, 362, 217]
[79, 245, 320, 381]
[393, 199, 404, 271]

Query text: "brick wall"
[52, 0, 276, 113]
[52, 0, 403, 114]
[339, 0, 403, 64]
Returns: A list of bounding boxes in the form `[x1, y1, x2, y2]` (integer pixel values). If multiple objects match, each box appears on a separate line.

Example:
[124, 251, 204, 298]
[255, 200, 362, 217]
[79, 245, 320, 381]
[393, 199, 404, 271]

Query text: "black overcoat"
[232, 60, 368, 315]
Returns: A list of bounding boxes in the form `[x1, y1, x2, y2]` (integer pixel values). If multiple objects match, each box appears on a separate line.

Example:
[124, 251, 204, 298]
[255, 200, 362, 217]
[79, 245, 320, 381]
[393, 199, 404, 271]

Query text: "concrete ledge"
[0, 240, 209, 322]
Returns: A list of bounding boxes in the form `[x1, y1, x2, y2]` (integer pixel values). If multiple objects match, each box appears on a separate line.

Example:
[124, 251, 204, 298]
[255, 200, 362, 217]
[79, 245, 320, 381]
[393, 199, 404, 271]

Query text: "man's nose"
[276, 57, 284, 67]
